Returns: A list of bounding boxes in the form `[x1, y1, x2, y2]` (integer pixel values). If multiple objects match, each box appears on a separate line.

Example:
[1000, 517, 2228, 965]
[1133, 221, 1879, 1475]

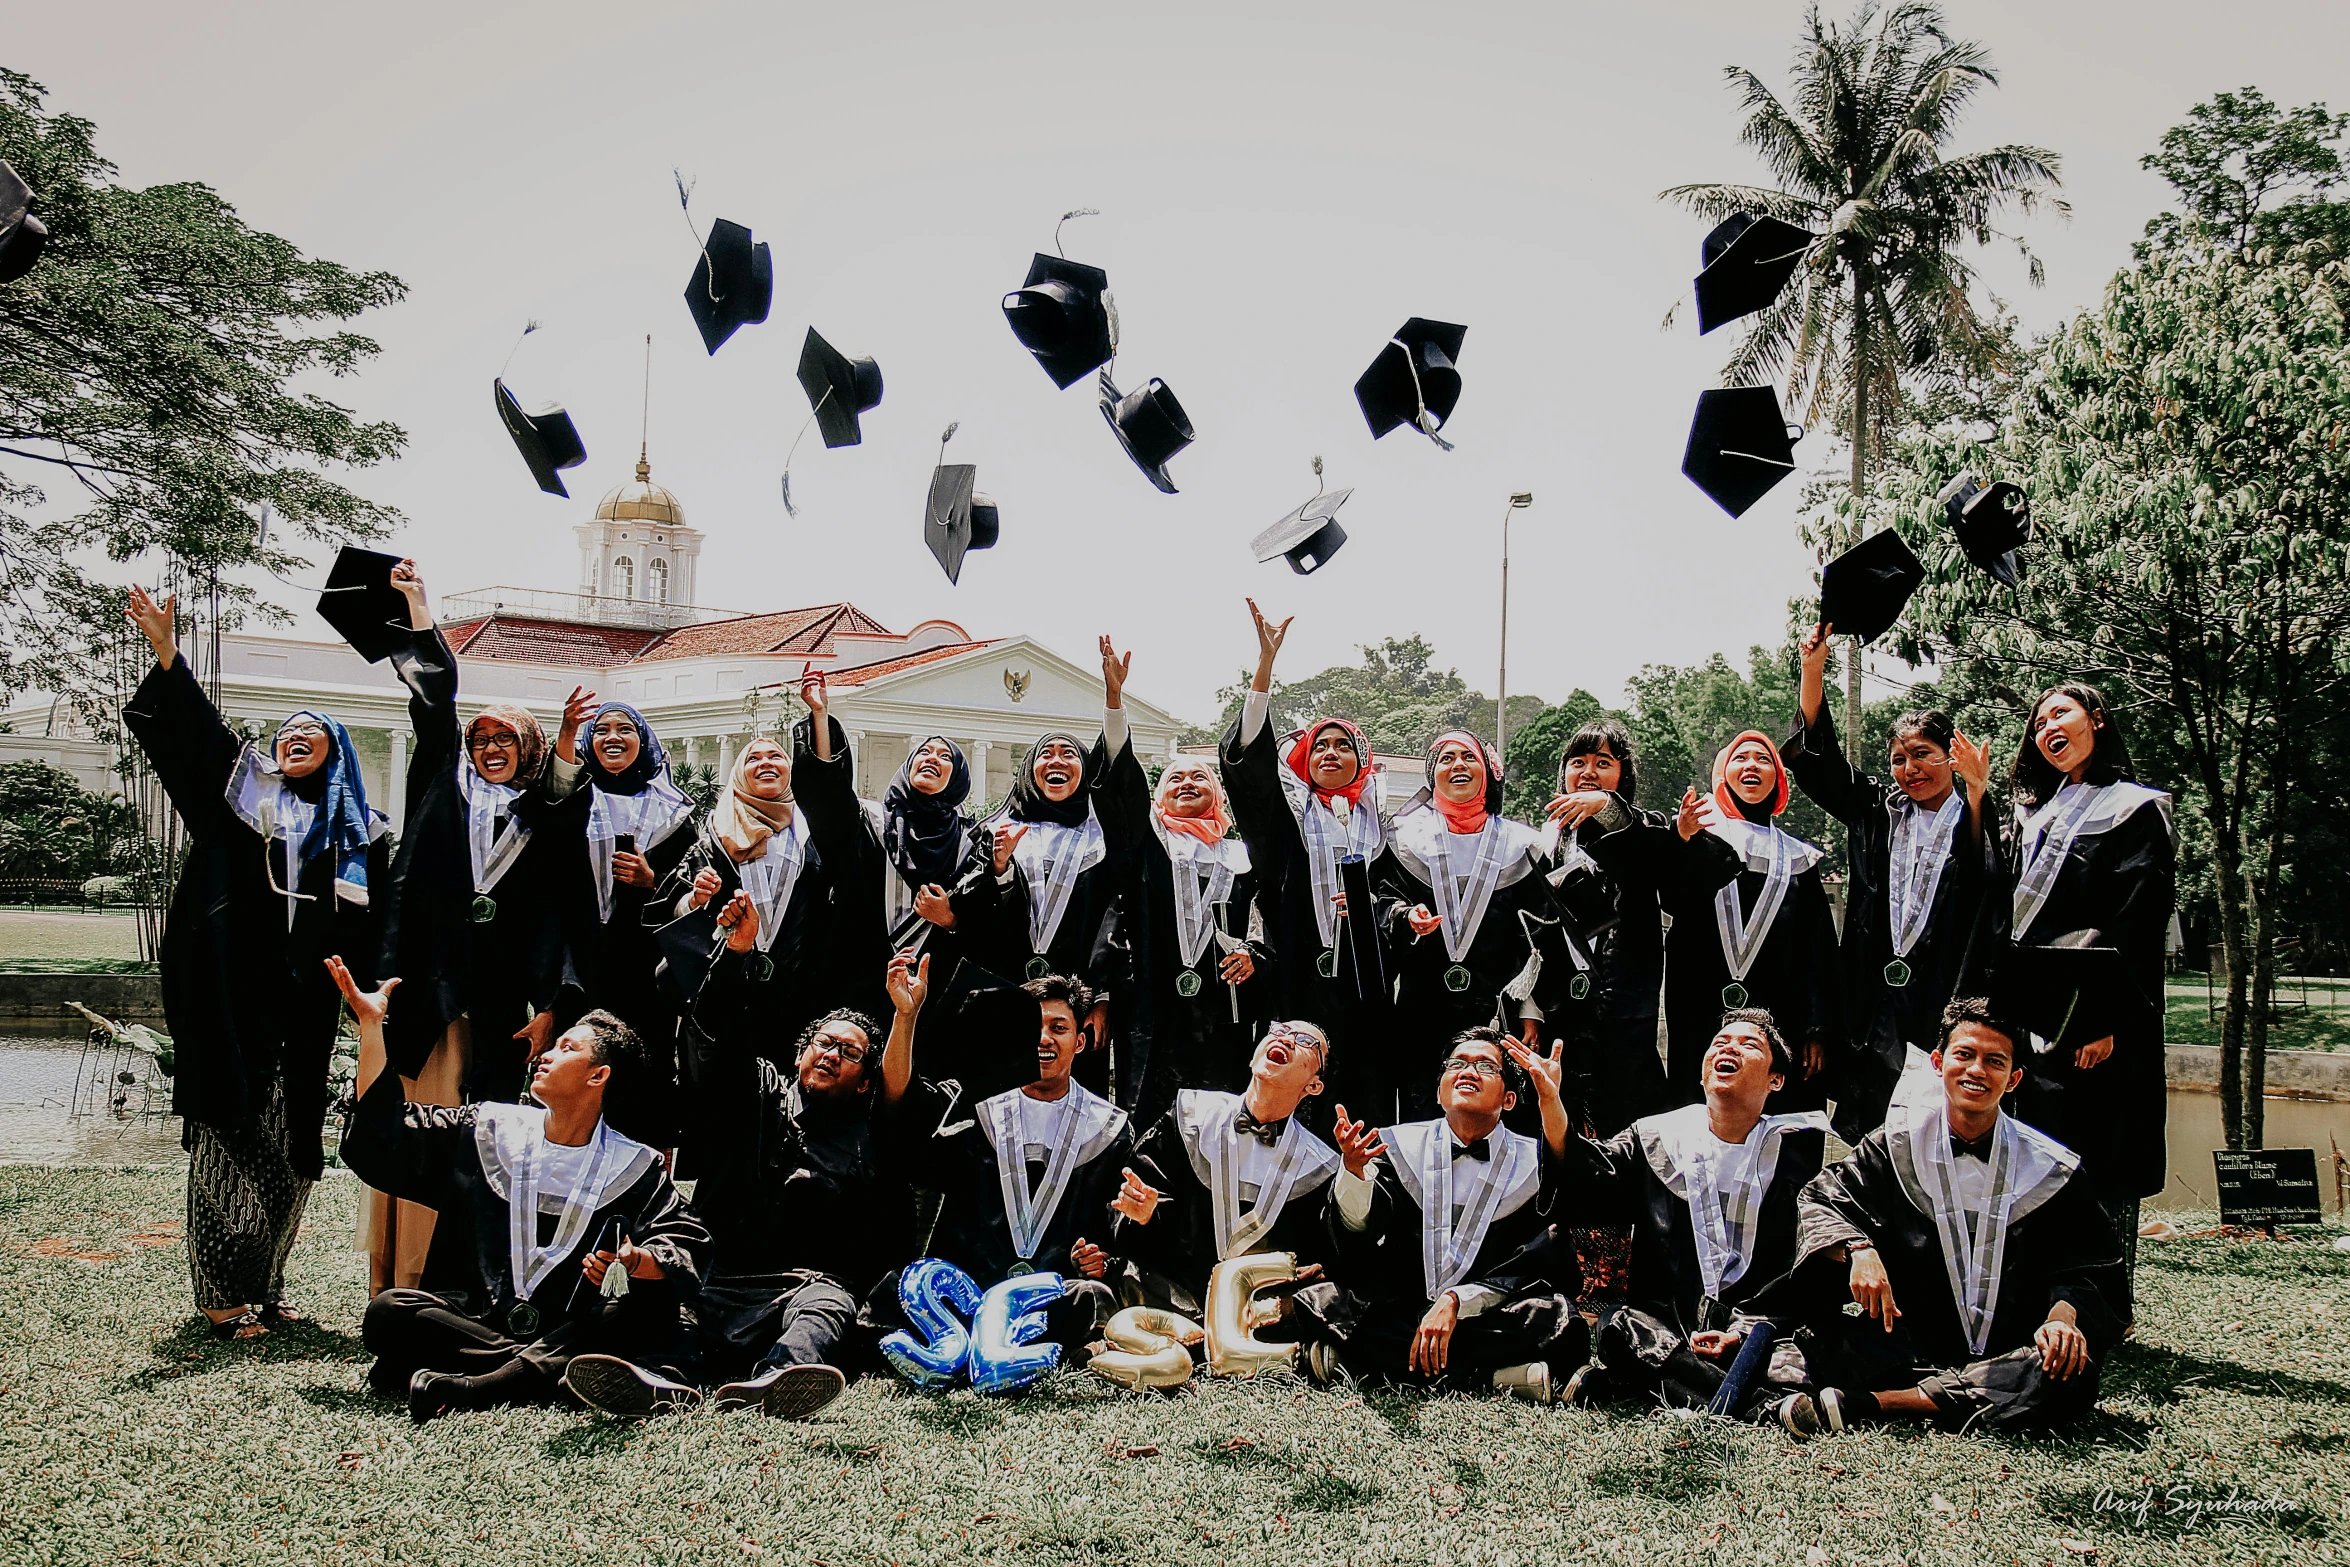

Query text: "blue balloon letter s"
[879, 1258, 983, 1388]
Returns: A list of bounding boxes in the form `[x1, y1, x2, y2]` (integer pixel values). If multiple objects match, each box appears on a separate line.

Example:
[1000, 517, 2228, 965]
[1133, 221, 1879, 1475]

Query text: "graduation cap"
[0, 159, 48, 286]
[653, 905, 728, 1008]
[925, 463, 1000, 585]
[1989, 934, 2126, 1052]
[1098, 373, 1192, 494]
[1694, 211, 1814, 334]
[1819, 528, 1926, 645]
[927, 958, 1048, 1104]
[796, 327, 883, 449]
[1681, 386, 1801, 518]
[1550, 864, 1621, 949]
[1938, 471, 2033, 588]
[1003, 253, 1116, 390]
[494, 378, 587, 497]
[1251, 473, 1352, 575]
[315, 547, 415, 663]
[683, 217, 773, 355]
[1355, 317, 1466, 447]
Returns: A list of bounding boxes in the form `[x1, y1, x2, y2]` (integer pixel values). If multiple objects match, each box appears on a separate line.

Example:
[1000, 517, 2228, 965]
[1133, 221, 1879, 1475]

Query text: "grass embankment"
[2, 1166, 2343, 1566]
[2165, 980, 2350, 1054]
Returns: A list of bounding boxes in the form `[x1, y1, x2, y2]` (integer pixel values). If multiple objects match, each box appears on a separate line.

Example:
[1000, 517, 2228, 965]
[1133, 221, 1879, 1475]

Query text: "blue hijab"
[278, 709, 376, 903]
[577, 702, 667, 794]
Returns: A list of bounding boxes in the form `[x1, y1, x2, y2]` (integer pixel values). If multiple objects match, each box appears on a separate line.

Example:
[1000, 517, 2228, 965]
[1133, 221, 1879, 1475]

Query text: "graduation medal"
[1176, 969, 1203, 998]
[1721, 982, 1748, 1008]
[1883, 958, 1912, 989]
[1025, 956, 1051, 981]
[1316, 948, 1338, 979]
[1443, 964, 1473, 994]
[470, 893, 498, 923]
[746, 951, 775, 984]
[506, 1300, 539, 1337]
[1568, 973, 1592, 1001]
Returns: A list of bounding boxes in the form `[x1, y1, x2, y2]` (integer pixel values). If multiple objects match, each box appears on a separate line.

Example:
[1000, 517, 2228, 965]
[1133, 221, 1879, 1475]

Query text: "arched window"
[614, 556, 635, 600]
[648, 558, 670, 605]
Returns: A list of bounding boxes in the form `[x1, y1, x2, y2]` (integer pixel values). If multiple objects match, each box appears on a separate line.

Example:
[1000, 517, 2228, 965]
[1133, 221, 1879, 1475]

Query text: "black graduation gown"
[1564, 797, 1741, 1136]
[377, 626, 575, 1098]
[1094, 737, 1276, 1119]
[1658, 824, 1845, 1113]
[1378, 804, 1575, 1123]
[1217, 714, 1399, 1118]
[2005, 792, 2176, 1200]
[339, 1067, 710, 1334]
[122, 654, 389, 1178]
[1783, 709, 1999, 1139]
[1792, 1124, 2120, 1427]
[889, 804, 995, 1001]
[1115, 1093, 1340, 1313]
[954, 764, 1130, 996]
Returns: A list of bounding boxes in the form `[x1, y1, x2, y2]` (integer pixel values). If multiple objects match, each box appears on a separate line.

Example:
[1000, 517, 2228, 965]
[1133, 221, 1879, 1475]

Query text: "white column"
[716, 734, 734, 778]
[847, 730, 867, 796]
[972, 739, 992, 808]
[685, 735, 702, 771]
[385, 728, 408, 833]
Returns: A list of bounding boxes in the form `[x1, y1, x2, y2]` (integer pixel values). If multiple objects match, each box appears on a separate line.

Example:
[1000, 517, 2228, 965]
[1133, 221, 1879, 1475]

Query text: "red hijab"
[1710, 729, 1791, 821]
[1285, 718, 1374, 810]
[1426, 730, 1503, 834]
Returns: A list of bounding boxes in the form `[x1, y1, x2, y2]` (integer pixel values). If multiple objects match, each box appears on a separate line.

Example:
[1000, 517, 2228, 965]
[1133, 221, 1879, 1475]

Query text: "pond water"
[0, 1033, 2342, 1215]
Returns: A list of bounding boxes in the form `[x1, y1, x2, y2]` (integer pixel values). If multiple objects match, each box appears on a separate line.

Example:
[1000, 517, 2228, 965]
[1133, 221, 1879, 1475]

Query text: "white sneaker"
[1492, 1361, 1554, 1404]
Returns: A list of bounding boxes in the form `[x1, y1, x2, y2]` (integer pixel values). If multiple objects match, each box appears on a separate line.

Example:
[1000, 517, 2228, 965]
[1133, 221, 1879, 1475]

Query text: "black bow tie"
[1234, 1110, 1286, 1146]
[1452, 1137, 1490, 1162]
[1950, 1132, 1994, 1161]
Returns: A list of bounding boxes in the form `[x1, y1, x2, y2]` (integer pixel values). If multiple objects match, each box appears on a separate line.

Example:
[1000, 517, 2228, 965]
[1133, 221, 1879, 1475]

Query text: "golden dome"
[596, 453, 687, 528]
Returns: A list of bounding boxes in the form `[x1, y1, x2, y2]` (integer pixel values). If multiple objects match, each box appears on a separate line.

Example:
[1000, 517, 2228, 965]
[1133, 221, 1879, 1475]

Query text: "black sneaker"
[1772, 1392, 1822, 1440]
[1559, 1364, 1610, 1408]
[564, 1355, 704, 1418]
[713, 1363, 847, 1419]
[408, 1369, 466, 1425]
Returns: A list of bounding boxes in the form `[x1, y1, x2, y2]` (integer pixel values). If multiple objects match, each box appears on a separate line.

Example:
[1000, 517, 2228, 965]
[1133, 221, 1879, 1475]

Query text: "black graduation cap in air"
[1819, 528, 1926, 645]
[1938, 471, 2033, 588]
[316, 547, 414, 663]
[494, 378, 587, 497]
[0, 159, 48, 286]
[1989, 934, 2126, 1051]
[1681, 386, 1801, 518]
[652, 905, 726, 1009]
[1252, 486, 1352, 576]
[683, 218, 773, 355]
[928, 958, 1052, 1104]
[1003, 254, 1116, 389]
[796, 328, 884, 449]
[1355, 318, 1466, 445]
[1694, 211, 1814, 334]
[925, 463, 1000, 585]
[1098, 373, 1192, 494]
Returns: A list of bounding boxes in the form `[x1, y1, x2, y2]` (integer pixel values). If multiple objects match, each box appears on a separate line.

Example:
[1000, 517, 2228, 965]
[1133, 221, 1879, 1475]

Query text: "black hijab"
[1007, 730, 1093, 828]
[578, 701, 665, 794]
[882, 734, 974, 888]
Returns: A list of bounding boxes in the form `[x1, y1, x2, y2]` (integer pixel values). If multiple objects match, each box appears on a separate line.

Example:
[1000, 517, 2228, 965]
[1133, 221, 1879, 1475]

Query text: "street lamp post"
[1496, 491, 1534, 762]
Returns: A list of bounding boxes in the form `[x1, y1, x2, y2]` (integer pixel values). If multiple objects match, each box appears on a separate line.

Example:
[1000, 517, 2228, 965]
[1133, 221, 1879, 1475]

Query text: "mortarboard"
[0, 160, 48, 285]
[1355, 318, 1466, 446]
[1988, 934, 2126, 1052]
[1694, 212, 1814, 334]
[796, 327, 884, 449]
[1681, 386, 1801, 517]
[924, 463, 1000, 585]
[1938, 471, 2032, 588]
[683, 218, 773, 356]
[652, 906, 727, 1008]
[1097, 373, 1192, 493]
[494, 378, 587, 497]
[1252, 486, 1352, 575]
[315, 547, 415, 663]
[1819, 528, 1926, 645]
[1003, 253, 1116, 390]
[928, 957, 1049, 1104]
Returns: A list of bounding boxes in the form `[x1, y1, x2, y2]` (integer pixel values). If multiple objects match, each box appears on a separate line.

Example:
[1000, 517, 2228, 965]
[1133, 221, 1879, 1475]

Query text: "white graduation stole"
[457, 759, 532, 902]
[981, 1084, 1125, 1264]
[1886, 790, 1965, 963]
[1386, 1120, 1539, 1301]
[1009, 814, 1109, 955]
[1183, 1091, 1340, 1260]
[733, 809, 809, 955]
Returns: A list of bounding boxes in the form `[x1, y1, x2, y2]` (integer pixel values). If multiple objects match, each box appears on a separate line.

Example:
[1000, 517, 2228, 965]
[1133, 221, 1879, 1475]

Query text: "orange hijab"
[1710, 729, 1791, 821]
[1154, 761, 1232, 847]
[1284, 718, 1374, 810]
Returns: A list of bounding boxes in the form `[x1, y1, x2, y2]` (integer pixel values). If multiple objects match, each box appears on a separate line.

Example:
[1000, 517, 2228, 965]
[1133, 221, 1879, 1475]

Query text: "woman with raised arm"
[1218, 600, 1400, 1124]
[122, 584, 393, 1340]
[2004, 682, 2174, 1320]
[1656, 730, 1844, 1113]
[1783, 622, 1999, 1141]
[1093, 637, 1273, 1123]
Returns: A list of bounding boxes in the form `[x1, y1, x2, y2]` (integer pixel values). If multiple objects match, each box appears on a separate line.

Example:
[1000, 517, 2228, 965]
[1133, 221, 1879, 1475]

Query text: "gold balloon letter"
[1087, 1307, 1204, 1389]
[1204, 1251, 1300, 1377]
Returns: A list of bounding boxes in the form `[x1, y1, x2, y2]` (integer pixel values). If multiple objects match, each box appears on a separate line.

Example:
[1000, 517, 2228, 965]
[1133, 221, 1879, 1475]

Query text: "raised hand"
[798, 669, 829, 723]
[1110, 1167, 1160, 1226]
[992, 822, 1028, 876]
[126, 585, 178, 667]
[717, 889, 759, 953]
[1331, 1104, 1386, 1179]
[886, 950, 931, 1016]
[515, 1011, 556, 1071]
[1797, 621, 1833, 726]
[388, 559, 430, 628]
[1675, 785, 1705, 842]
[1504, 1035, 1565, 1109]
[1099, 635, 1131, 707]
[324, 956, 399, 1028]
[555, 685, 599, 764]
[1246, 597, 1293, 688]
[1950, 728, 1993, 805]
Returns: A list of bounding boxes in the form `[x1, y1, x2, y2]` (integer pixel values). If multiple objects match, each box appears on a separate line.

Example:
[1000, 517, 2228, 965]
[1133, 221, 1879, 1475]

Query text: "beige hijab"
[712, 740, 795, 861]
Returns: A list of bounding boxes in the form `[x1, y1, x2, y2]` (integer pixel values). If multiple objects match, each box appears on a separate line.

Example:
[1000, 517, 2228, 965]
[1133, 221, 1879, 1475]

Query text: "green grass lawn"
[0, 909, 146, 964]
[2, 1166, 2343, 1566]
[2165, 981, 2350, 1054]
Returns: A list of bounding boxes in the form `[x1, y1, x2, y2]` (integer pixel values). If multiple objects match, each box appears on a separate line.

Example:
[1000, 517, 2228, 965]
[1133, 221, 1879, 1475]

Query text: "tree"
[1205, 634, 1545, 766]
[1875, 242, 2350, 1151]
[2139, 87, 2350, 259]
[0, 69, 407, 713]
[1663, 1, 2063, 763]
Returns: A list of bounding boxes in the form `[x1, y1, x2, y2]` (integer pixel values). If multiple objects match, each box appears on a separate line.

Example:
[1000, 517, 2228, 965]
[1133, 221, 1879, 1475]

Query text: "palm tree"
[1664, 1, 2064, 753]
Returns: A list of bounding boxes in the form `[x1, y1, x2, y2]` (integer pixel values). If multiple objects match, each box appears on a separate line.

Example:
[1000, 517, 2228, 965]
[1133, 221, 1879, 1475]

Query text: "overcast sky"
[13, 1, 2349, 725]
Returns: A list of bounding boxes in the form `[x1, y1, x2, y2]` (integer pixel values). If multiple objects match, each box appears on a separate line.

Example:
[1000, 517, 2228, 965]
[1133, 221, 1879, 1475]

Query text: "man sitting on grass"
[329, 956, 710, 1423]
[1553, 1008, 1828, 1433]
[1325, 1028, 1585, 1400]
[1792, 996, 2120, 1433]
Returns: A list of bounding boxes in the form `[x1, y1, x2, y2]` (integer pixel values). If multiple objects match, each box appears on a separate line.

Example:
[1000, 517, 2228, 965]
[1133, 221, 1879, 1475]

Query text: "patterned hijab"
[465, 704, 548, 786]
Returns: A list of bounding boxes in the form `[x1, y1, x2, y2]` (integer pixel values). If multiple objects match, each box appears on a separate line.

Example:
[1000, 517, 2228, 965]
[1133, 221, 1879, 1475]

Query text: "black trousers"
[691, 1273, 863, 1381]
[361, 1287, 688, 1397]
[1338, 1291, 1588, 1391]
[1593, 1306, 1808, 1415]
[1810, 1314, 2101, 1432]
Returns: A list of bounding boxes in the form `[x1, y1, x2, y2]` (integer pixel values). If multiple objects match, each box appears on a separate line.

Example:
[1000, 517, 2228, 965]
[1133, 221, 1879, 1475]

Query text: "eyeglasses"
[470, 732, 521, 754]
[1263, 1025, 1327, 1059]
[277, 720, 329, 740]
[1441, 1056, 1505, 1080]
[804, 1036, 871, 1066]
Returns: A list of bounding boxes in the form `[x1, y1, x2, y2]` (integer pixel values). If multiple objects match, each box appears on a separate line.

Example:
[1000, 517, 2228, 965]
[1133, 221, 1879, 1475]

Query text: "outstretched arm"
[878, 948, 930, 1109]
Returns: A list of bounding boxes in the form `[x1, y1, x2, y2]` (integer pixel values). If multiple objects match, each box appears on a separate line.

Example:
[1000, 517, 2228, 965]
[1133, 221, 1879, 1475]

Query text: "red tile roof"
[442, 615, 666, 667]
[637, 603, 895, 662]
[824, 640, 998, 687]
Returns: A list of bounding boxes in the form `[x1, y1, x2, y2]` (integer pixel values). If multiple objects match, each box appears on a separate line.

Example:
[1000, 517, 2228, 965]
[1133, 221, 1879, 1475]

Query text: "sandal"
[208, 1310, 268, 1341]
[259, 1301, 305, 1324]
